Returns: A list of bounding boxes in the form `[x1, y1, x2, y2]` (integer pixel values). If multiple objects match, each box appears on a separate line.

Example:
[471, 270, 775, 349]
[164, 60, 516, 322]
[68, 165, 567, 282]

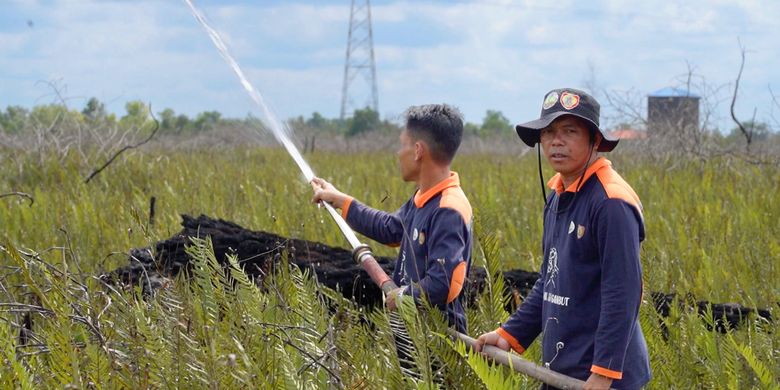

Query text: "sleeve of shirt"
[401, 207, 469, 305]
[590, 198, 644, 380]
[495, 196, 553, 354]
[343, 197, 405, 246]
[494, 273, 545, 354]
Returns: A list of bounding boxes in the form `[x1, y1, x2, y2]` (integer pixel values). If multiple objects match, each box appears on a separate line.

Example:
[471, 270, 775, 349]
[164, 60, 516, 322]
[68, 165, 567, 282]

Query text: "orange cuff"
[341, 196, 354, 220]
[591, 365, 623, 380]
[495, 327, 525, 354]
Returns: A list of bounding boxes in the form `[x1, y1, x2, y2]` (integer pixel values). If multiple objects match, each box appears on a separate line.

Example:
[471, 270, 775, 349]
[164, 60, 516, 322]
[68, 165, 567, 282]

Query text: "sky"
[1, 0, 779, 131]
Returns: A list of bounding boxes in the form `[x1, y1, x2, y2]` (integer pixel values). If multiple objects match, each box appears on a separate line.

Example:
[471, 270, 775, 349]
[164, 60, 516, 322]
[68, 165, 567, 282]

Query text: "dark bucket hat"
[515, 88, 618, 152]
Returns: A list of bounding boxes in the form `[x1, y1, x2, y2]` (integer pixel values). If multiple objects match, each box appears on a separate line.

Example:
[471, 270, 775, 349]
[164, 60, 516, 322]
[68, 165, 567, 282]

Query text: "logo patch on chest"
[412, 228, 425, 245]
[569, 221, 586, 239]
[577, 225, 586, 239]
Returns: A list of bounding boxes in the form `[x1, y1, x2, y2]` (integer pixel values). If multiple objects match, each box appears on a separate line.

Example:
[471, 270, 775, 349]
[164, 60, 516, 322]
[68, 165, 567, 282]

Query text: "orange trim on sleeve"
[414, 172, 460, 208]
[386, 242, 401, 248]
[340, 196, 354, 220]
[495, 327, 525, 354]
[591, 365, 623, 380]
[446, 261, 467, 303]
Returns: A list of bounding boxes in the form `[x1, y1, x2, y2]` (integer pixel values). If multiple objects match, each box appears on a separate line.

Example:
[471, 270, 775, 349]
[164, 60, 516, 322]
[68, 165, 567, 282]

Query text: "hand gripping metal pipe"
[322, 201, 601, 389]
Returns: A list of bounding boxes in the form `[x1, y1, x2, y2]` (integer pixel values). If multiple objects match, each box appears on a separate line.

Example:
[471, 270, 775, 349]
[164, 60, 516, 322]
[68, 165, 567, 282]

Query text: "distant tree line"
[0, 98, 240, 136]
[1, 97, 774, 144]
[288, 107, 517, 138]
[0, 98, 521, 139]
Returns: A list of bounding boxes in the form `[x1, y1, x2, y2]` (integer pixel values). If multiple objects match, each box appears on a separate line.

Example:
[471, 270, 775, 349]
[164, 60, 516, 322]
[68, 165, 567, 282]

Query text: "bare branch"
[730, 41, 752, 150]
[601, 88, 648, 127]
[271, 332, 342, 384]
[0, 302, 53, 314]
[0, 191, 34, 206]
[84, 103, 160, 184]
[769, 85, 780, 130]
[34, 79, 72, 106]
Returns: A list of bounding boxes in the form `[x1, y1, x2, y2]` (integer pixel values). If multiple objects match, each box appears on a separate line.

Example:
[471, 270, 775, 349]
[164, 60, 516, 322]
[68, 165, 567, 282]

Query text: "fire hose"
[320, 201, 596, 389]
[183, 0, 602, 386]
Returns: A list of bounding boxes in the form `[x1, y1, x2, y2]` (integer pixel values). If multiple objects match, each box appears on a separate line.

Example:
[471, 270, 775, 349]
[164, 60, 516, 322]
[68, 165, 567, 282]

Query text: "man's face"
[540, 116, 598, 178]
[398, 129, 419, 182]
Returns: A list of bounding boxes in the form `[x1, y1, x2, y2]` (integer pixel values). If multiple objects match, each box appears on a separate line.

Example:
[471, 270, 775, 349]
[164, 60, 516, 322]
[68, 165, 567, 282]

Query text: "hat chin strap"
[537, 143, 548, 208]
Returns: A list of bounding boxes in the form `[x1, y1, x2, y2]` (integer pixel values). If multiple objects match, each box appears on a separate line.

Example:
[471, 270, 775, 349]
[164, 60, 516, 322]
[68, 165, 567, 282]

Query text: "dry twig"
[730, 41, 754, 151]
[84, 104, 160, 183]
[0, 191, 34, 206]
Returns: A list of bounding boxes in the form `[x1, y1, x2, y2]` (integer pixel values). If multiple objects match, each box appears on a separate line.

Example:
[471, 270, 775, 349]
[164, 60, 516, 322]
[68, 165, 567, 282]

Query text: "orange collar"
[547, 157, 610, 194]
[414, 172, 460, 208]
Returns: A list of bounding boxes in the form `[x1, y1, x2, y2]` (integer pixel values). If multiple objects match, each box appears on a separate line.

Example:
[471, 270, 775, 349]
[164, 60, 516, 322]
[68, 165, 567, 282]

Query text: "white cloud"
[0, 0, 778, 131]
[0, 32, 28, 51]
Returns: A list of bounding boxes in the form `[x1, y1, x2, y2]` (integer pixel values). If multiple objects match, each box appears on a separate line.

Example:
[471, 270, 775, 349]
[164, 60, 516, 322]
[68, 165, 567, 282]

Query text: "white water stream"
[184, 0, 361, 249]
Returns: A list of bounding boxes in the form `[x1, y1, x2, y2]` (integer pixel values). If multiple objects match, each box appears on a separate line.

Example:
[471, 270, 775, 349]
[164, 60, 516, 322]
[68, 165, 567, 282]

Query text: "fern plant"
[2, 201, 779, 390]
[469, 211, 511, 336]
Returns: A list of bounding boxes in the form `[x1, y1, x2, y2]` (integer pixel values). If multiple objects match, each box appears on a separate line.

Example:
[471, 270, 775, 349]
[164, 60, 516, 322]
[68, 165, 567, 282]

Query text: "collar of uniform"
[547, 157, 610, 194]
[414, 172, 460, 208]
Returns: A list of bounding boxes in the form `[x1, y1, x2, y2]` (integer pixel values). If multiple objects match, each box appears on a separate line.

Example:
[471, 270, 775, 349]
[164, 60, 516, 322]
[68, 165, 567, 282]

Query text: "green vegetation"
[1, 147, 779, 388]
[1, 100, 526, 139]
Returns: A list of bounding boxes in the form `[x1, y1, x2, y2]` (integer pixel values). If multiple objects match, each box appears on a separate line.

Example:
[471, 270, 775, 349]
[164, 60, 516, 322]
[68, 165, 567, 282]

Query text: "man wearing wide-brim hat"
[476, 88, 651, 389]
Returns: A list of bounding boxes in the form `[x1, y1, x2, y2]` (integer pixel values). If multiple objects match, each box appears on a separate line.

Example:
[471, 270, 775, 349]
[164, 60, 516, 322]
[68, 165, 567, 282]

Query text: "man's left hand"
[385, 287, 405, 311]
[583, 373, 613, 390]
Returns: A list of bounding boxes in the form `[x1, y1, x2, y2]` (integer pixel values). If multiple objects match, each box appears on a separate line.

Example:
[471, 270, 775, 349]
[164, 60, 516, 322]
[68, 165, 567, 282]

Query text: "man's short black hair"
[404, 104, 464, 164]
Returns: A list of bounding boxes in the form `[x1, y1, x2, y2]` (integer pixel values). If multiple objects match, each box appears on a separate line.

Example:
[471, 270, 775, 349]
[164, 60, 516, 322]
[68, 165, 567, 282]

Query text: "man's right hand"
[474, 331, 511, 353]
[310, 177, 350, 209]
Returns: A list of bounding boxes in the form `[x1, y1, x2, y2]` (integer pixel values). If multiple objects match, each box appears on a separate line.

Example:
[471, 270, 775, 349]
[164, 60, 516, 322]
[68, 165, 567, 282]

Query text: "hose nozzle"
[351, 244, 397, 294]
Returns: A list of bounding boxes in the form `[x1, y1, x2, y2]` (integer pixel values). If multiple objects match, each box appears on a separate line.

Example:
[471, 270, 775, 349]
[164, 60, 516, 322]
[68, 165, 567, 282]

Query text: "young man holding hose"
[476, 89, 651, 389]
[311, 104, 473, 334]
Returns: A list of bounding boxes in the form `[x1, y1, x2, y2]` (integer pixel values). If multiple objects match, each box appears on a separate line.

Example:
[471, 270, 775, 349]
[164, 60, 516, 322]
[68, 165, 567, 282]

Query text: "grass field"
[1, 147, 778, 388]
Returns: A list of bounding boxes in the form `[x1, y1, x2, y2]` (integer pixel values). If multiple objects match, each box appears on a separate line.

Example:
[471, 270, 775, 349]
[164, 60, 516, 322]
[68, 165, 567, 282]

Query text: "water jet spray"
[183, 1, 592, 387]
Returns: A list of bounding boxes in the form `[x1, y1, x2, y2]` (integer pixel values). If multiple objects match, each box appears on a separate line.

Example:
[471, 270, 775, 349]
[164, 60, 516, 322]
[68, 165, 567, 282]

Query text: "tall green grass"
[1, 148, 778, 388]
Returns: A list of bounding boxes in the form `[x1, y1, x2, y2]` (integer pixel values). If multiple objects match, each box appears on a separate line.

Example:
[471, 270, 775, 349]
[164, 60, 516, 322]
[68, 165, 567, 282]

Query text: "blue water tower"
[647, 88, 700, 137]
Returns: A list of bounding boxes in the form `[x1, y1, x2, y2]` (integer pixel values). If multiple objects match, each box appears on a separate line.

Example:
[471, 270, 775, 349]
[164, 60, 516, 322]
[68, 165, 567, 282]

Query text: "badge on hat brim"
[543, 91, 559, 110]
[560, 92, 580, 110]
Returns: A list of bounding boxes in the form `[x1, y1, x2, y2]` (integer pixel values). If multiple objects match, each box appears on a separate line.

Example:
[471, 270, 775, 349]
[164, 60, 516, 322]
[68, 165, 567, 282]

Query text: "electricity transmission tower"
[340, 0, 379, 120]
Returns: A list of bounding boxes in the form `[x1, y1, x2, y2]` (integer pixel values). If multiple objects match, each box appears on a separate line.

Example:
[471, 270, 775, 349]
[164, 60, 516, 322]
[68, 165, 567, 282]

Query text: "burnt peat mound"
[103, 214, 773, 332]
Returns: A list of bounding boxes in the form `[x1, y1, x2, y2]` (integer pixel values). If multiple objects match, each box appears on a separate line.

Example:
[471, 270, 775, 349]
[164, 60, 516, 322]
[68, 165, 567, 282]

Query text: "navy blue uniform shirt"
[497, 158, 651, 389]
[342, 172, 473, 332]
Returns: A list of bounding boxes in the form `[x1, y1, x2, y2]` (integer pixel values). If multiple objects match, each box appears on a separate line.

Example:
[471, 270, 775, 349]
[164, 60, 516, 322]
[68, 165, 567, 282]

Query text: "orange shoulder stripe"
[440, 186, 472, 223]
[594, 167, 643, 216]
